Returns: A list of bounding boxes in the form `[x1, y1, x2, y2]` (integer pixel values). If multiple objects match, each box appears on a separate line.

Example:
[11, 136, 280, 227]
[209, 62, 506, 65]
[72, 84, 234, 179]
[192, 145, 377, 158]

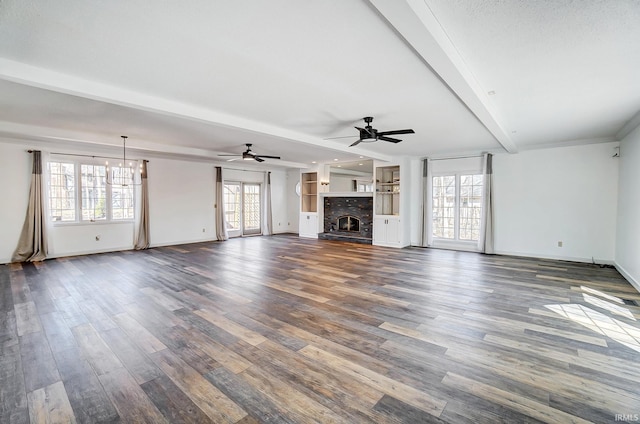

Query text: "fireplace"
[319, 196, 372, 244]
[338, 216, 360, 232]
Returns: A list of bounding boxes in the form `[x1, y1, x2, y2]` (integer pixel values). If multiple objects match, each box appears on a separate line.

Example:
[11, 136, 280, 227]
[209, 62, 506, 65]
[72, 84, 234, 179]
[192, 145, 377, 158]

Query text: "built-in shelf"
[375, 166, 400, 215]
[301, 172, 318, 213]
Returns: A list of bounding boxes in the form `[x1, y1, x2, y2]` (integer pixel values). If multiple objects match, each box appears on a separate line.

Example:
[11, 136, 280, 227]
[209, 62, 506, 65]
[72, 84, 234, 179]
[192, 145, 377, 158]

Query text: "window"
[47, 161, 135, 223]
[356, 180, 373, 192]
[48, 162, 76, 221]
[432, 174, 483, 241]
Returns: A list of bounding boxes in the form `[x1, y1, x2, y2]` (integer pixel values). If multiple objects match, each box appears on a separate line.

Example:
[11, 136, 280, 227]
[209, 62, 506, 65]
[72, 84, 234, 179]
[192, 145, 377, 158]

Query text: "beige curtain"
[265, 171, 273, 235]
[134, 160, 150, 250]
[13, 150, 48, 262]
[420, 158, 433, 247]
[478, 153, 495, 254]
[215, 166, 228, 241]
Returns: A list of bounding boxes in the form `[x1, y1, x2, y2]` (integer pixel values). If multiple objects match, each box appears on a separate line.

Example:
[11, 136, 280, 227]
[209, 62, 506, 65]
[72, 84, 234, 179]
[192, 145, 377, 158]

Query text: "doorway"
[223, 182, 262, 237]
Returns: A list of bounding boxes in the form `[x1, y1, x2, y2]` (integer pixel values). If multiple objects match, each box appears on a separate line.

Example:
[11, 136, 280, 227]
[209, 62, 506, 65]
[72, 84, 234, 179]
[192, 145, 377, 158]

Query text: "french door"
[223, 182, 261, 237]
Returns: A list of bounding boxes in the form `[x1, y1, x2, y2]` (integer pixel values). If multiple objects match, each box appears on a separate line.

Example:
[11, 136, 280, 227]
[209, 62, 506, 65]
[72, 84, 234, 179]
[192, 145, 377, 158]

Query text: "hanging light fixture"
[105, 135, 143, 186]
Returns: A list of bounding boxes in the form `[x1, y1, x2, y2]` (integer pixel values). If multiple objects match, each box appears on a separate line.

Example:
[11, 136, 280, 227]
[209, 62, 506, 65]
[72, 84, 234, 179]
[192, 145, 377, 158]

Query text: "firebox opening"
[338, 216, 360, 232]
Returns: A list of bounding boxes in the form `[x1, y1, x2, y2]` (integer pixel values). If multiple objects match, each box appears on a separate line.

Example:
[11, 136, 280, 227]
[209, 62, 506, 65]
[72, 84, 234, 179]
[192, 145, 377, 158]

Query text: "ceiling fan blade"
[378, 136, 402, 143]
[255, 155, 281, 159]
[254, 157, 265, 163]
[324, 135, 358, 140]
[226, 158, 242, 161]
[218, 154, 241, 157]
[377, 129, 415, 136]
[349, 139, 363, 147]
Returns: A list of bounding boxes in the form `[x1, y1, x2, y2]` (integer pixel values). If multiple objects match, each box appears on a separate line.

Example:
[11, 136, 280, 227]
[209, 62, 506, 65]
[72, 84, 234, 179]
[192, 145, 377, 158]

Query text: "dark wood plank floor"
[2, 234, 640, 423]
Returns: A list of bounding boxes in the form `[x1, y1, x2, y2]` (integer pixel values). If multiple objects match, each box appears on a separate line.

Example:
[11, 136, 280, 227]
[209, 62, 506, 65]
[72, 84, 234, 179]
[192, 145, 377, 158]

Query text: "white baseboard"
[615, 262, 640, 294]
[493, 249, 615, 265]
[150, 237, 218, 248]
[47, 245, 134, 260]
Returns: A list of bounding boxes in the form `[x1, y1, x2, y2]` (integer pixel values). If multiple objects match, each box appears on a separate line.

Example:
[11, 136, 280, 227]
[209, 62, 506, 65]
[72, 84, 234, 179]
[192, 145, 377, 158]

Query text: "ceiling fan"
[218, 144, 281, 162]
[349, 116, 415, 147]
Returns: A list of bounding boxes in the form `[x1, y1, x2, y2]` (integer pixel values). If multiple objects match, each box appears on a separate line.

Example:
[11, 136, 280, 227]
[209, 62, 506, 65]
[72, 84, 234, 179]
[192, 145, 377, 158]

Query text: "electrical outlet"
[557, 241, 563, 247]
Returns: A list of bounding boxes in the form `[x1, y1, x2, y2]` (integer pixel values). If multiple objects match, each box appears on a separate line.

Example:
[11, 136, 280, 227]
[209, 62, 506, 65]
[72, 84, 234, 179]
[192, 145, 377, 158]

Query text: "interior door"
[242, 183, 261, 236]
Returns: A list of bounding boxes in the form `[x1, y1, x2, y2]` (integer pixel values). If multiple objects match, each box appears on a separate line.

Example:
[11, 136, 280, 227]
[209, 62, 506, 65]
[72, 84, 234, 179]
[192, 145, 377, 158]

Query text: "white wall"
[148, 158, 216, 247]
[493, 142, 619, 263]
[329, 174, 354, 192]
[616, 125, 640, 288]
[269, 169, 289, 234]
[286, 169, 300, 233]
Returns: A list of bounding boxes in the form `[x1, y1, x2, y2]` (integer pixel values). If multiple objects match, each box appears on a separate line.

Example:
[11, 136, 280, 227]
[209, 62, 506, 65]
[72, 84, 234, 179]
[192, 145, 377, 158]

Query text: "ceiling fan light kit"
[218, 143, 281, 162]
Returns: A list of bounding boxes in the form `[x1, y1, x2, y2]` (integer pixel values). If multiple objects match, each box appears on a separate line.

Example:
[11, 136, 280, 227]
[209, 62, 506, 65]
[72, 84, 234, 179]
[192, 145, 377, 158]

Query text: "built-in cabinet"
[299, 162, 410, 246]
[373, 163, 408, 248]
[299, 213, 319, 238]
[373, 216, 400, 246]
[299, 171, 319, 238]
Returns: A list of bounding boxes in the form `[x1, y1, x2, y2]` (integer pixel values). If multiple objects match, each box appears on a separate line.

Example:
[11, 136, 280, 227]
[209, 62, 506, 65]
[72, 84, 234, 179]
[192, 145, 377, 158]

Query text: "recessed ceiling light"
[359, 156, 364, 158]
[359, 163, 363, 166]
[311, 161, 316, 164]
[337, 165, 342, 168]
[334, 159, 339, 161]
[488, 90, 496, 95]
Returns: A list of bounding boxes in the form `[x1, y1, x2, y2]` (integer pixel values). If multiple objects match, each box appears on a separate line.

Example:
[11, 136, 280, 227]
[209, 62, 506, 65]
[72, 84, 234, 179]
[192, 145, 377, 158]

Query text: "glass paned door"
[242, 183, 261, 235]
[223, 182, 241, 238]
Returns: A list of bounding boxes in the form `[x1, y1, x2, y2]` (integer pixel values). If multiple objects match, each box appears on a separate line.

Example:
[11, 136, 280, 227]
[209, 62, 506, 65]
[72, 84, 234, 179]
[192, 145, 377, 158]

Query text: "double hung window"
[48, 160, 134, 223]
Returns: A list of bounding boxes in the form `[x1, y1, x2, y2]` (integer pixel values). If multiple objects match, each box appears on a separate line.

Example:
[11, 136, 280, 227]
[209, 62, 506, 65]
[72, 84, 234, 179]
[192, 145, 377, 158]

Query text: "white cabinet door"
[373, 217, 387, 244]
[373, 216, 401, 247]
[385, 217, 400, 245]
[299, 213, 318, 238]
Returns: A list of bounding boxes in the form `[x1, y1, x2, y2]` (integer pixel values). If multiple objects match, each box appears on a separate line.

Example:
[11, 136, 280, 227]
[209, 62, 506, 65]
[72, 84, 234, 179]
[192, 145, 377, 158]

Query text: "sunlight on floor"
[580, 285, 625, 304]
[582, 293, 636, 321]
[546, 302, 640, 353]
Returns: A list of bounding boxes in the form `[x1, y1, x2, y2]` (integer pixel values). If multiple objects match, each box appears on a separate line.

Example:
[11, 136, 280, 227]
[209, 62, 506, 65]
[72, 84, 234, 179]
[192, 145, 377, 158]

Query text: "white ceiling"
[0, 0, 638, 168]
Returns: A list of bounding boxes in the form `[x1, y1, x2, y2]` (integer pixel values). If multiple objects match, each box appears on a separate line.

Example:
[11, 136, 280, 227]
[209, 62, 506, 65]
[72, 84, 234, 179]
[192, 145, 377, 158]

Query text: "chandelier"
[105, 136, 142, 186]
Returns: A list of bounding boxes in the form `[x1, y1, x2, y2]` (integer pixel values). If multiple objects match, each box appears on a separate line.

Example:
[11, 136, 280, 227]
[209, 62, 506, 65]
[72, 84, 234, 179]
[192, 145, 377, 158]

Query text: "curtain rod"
[429, 154, 484, 161]
[27, 150, 147, 162]
[223, 166, 268, 173]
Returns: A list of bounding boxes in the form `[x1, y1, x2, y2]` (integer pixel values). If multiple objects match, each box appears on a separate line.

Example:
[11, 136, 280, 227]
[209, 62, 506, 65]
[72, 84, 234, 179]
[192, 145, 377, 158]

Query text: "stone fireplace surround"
[318, 195, 373, 244]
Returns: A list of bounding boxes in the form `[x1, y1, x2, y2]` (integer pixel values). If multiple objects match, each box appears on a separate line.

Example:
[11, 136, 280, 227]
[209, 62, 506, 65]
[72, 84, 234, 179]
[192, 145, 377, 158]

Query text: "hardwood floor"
[2, 234, 640, 423]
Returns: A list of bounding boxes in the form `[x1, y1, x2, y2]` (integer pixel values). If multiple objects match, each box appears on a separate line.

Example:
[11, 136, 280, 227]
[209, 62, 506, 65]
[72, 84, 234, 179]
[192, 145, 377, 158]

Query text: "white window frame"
[432, 171, 484, 247]
[47, 157, 136, 225]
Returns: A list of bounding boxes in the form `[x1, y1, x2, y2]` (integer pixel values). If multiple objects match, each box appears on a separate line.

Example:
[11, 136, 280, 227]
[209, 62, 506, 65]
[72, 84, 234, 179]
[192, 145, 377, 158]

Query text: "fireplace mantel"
[320, 192, 373, 198]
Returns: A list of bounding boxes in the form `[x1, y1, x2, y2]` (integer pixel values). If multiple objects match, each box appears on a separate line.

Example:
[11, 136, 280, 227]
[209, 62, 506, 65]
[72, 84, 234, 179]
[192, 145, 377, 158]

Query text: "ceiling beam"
[0, 58, 392, 162]
[367, 0, 518, 153]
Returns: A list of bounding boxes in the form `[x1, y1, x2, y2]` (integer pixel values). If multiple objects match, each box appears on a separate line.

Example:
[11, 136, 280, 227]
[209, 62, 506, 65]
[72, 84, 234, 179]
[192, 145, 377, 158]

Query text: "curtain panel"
[215, 166, 228, 241]
[420, 158, 433, 247]
[13, 150, 48, 262]
[265, 171, 273, 235]
[134, 160, 150, 250]
[478, 153, 495, 254]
